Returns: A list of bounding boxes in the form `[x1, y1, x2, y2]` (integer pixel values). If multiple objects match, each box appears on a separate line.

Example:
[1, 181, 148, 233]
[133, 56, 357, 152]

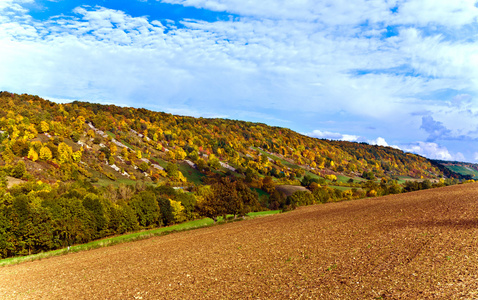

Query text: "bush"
[11, 161, 26, 178]
[286, 190, 314, 208]
[70, 132, 81, 143]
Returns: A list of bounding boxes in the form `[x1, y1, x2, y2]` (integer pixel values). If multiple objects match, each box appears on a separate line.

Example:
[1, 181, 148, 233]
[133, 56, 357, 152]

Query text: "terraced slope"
[1, 183, 478, 299]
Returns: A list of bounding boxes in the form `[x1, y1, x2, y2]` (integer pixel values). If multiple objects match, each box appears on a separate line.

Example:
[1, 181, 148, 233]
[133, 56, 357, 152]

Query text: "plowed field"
[2, 183, 478, 299]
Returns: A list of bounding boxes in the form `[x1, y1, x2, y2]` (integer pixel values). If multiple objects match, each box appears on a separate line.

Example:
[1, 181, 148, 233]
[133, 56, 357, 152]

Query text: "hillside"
[0, 92, 466, 259]
[432, 160, 478, 180]
[0, 92, 444, 185]
[2, 183, 478, 299]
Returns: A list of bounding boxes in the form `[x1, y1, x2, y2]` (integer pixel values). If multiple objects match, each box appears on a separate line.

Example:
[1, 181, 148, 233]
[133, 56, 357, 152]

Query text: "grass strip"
[0, 210, 280, 267]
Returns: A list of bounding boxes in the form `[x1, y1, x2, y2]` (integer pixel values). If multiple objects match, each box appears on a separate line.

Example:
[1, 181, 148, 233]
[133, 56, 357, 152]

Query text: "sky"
[1, 0, 478, 162]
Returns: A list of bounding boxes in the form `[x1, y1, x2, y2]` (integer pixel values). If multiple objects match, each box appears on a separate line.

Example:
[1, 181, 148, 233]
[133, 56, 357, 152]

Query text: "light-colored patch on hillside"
[7, 176, 27, 188]
[275, 185, 309, 197]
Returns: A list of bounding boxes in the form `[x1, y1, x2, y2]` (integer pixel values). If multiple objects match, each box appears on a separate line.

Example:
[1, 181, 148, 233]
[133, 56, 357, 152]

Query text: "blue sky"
[1, 0, 478, 162]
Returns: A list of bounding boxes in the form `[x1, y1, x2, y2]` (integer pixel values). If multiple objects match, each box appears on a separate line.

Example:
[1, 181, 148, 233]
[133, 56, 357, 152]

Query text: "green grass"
[248, 210, 280, 217]
[304, 170, 323, 180]
[251, 187, 270, 198]
[94, 177, 141, 187]
[336, 174, 365, 183]
[178, 162, 205, 185]
[329, 185, 353, 191]
[0, 210, 281, 267]
[446, 165, 478, 178]
[336, 174, 351, 183]
[150, 157, 168, 168]
[105, 131, 116, 139]
[395, 175, 417, 184]
[92, 171, 160, 188]
[252, 147, 299, 170]
[118, 139, 136, 151]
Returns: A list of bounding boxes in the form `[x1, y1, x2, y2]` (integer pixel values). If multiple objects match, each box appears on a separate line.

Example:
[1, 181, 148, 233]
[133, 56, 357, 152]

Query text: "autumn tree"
[39, 121, 50, 133]
[39, 146, 52, 161]
[0, 171, 7, 188]
[11, 161, 26, 178]
[27, 148, 39, 162]
[57, 142, 73, 163]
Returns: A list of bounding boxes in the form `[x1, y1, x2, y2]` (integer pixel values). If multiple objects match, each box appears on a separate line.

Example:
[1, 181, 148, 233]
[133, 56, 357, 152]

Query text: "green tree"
[138, 161, 149, 173]
[268, 189, 286, 210]
[208, 154, 220, 170]
[0, 171, 7, 188]
[233, 180, 260, 217]
[196, 185, 226, 223]
[12, 161, 26, 178]
[165, 163, 178, 177]
[176, 192, 197, 220]
[82, 193, 107, 239]
[286, 191, 314, 209]
[157, 197, 175, 226]
[129, 191, 161, 228]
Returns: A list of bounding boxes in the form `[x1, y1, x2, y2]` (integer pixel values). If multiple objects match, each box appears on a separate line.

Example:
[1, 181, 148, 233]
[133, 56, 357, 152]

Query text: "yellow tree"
[175, 148, 187, 160]
[72, 149, 83, 163]
[109, 143, 117, 156]
[39, 146, 52, 161]
[170, 199, 186, 223]
[24, 124, 38, 140]
[40, 121, 50, 133]
[121, 147, 129, 158]
[57, 142, 73, 163]
[76, 116, 86, 131]
[165, 150, 175, 161]
[28, 148, 39, 161]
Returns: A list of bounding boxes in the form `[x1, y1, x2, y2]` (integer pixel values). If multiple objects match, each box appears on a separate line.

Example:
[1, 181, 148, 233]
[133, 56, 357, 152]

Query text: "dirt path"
[2, 183, 478, 299]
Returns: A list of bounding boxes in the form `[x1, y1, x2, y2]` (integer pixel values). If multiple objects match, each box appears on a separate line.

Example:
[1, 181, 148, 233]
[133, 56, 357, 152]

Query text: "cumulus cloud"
[1, 1, 478, 161]
[307, 130, 360, 142]
[369, 137, 390, 147]
[161, 0, 478, 28]
[392, 0, 478, 27]
[307, 130, 401, 149]
[401, 141, 466, 161]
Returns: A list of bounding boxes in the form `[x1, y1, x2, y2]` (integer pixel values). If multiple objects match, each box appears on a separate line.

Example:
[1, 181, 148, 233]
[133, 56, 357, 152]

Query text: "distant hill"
[431, 160, 478, 180]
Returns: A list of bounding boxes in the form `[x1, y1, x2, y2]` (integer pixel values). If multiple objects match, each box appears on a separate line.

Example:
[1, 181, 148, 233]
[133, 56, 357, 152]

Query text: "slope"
[0, 91, 444, 186]
[1, 183, 477, 299]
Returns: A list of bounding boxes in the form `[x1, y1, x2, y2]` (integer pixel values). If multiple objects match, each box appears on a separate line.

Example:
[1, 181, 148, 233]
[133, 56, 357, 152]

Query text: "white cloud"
[307, 131, 401, 149]
[1, 1, 478, 161]
[161, 0, 478, 28]
[307, 130, 360, 142]
[401, 141, 462, 161]
[370, 137, 389, 147]
[393, 0, 478, 27]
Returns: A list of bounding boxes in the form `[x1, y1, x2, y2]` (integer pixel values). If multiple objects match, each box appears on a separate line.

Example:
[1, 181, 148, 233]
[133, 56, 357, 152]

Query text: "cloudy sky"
[1, 0, 478, 162]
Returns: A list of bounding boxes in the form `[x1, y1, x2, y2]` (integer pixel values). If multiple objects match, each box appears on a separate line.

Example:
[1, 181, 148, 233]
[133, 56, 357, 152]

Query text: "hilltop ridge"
[0, 92, 448, 186]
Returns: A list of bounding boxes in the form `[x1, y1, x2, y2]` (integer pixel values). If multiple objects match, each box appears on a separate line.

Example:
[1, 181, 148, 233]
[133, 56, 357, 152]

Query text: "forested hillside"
[431, 160, 478, 180]
[0, 92, 463, 259]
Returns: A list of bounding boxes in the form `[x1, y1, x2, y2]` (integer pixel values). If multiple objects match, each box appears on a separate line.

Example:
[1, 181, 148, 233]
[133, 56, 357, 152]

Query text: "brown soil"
[6, 176, 27, 188]
[2, 183, 478, 299]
